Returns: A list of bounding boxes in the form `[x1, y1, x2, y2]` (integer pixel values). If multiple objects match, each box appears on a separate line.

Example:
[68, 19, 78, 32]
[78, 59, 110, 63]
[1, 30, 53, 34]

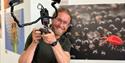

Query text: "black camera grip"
[39, 28, 51, 34]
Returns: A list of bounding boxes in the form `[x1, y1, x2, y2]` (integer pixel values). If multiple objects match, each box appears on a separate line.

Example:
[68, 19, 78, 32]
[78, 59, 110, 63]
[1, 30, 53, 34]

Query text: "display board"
[63, 4, 125, 60]
[5, 9, 24, 54]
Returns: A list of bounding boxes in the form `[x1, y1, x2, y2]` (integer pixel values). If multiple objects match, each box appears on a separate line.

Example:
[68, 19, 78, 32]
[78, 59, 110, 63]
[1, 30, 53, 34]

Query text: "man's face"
[52, 12, 71, 36]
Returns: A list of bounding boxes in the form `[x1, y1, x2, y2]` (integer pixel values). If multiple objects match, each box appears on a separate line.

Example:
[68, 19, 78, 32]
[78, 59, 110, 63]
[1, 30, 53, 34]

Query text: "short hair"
[52, 6, 72, 23]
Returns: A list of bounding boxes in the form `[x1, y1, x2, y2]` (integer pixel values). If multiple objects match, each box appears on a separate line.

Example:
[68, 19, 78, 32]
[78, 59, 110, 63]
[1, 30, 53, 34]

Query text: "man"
[19, 7, 72, 63]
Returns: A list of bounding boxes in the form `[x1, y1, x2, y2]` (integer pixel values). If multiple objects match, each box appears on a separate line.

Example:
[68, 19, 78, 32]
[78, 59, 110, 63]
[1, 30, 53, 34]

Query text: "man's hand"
[42, 29, 57, 44]
[32, 28, 42, 43]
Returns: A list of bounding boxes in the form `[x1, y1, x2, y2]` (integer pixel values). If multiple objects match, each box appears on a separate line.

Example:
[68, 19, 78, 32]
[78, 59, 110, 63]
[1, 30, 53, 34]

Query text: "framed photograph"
[0, 0, 1, 10]
[63, 3, 125, 60]
[5, 9, 24, 54]
[0, 14, 1, 38]
[4, 0, 23, 9]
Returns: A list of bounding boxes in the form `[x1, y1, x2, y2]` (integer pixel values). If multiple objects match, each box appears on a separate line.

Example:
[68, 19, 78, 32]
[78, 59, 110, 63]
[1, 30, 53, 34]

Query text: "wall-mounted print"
[0, 0, 1, 10]
[5, 9, 24, 54]
[4, 0, 23, 9]
[0, 14, 1, 38]
[63, 4, 125, 60]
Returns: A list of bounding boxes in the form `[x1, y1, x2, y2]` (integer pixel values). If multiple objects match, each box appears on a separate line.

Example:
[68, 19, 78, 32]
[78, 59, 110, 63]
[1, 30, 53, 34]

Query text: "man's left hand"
[42, 29, 57, 44]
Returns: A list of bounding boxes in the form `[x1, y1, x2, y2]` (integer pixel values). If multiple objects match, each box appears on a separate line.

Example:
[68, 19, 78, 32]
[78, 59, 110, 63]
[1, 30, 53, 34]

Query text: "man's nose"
[59, 22, 64, 27]
[58, 22, 66, 29]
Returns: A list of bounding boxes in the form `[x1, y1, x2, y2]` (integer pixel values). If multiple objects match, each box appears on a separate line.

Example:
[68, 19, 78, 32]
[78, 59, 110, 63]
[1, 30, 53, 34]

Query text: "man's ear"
[66, 24, 72, 32]
[63, 24, 72, 36]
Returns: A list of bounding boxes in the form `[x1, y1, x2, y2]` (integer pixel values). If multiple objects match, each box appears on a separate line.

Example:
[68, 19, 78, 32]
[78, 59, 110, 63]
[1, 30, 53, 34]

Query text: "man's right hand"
[32, 28, 42, 43]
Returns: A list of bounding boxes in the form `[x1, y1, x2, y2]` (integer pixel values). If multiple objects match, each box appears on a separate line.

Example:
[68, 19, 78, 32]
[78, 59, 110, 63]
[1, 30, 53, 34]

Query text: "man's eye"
[58, 18, 62, 21]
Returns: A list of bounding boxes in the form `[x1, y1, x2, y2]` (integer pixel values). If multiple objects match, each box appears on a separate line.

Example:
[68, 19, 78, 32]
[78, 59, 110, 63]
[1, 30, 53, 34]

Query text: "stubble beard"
[52, 27, 64, 36]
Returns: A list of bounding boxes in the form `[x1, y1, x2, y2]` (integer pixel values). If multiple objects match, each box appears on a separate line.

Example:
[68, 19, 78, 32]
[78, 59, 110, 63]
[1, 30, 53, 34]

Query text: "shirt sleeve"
[24, 32, 33, 50]
[61, 37, 71, 52]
